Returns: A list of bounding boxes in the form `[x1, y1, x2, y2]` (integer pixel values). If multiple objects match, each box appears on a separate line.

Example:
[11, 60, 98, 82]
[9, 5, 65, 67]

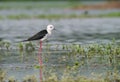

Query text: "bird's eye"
[50, 26, 52, 28]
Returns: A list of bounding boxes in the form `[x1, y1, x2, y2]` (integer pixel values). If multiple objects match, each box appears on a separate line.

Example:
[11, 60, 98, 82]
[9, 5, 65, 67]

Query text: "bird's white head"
[47, 24, 55, 34]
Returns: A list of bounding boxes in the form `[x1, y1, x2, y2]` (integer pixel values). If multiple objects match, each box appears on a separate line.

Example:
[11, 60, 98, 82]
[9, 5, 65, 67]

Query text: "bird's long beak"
[54, 28, 60, 32]
[54, 28, 56, 30]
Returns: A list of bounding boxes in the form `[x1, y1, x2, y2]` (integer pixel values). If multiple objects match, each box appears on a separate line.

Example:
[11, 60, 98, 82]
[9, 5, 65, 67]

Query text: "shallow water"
[0, 1, 120, 81]
[0, 49, 118, 81]
[0, 18, 120, 44]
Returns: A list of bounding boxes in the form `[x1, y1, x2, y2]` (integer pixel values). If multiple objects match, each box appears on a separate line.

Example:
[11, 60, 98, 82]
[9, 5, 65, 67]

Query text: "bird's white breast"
[40, 34, 50, 41]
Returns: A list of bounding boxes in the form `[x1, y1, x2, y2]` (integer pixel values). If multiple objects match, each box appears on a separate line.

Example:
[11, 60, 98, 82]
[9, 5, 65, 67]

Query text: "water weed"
[0, 41, 11, 50]
[0, 69, 6, 82]
[0, 41, 120, 81]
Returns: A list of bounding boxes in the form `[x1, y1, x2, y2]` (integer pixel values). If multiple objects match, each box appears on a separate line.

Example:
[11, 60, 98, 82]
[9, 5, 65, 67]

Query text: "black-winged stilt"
[22, 24, 55, 42]
[22, 24, 55, 82]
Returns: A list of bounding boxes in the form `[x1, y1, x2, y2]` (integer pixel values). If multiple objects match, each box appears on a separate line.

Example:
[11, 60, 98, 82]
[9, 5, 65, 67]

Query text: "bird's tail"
[14, 39, 29, 43]
[21, 40, 29, 42]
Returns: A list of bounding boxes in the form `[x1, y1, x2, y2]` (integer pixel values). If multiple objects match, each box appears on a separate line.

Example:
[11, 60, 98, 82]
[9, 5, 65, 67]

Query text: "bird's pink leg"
[38, 40, 43, 82]
[39, 41, 43, 65]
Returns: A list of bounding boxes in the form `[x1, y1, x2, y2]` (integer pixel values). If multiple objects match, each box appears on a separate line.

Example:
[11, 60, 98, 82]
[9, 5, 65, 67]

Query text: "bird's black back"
[24, 29, 47, 41]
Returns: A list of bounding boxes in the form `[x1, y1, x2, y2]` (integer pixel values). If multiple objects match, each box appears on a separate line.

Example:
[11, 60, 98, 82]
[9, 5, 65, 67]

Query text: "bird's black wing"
[23, 30, 47, 42]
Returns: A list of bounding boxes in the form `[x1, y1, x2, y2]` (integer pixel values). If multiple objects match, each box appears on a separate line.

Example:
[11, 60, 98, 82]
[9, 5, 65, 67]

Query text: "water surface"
[0, 1, 120, 81]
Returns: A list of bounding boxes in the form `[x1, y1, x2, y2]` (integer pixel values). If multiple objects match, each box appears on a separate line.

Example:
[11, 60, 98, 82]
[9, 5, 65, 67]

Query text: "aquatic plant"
[0, 69, 6, 82]
[0, 40, 120, 82]
[43, 70, 120, 82]
[0, 41, 11, 50]
[18, 42, 35, 52]
[0, 67, 120, 82]
[18, 43, 24, 52]
[23, 75, 37, 82]
[25, 42, 35, 52]
[8, 77, 17, 82]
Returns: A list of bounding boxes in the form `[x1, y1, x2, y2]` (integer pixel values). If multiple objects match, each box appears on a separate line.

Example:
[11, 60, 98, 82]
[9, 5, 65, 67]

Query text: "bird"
[22, 24, 55, 82]
[22, 24, 55, 42]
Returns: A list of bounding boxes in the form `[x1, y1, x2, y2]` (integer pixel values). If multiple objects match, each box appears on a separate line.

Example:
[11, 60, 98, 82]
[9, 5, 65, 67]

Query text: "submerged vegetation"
[0, 40, 120, 82]
[1, 40, 120, 56]
[0, 68, 120, 82]
[0, 1, 120, 82]
[0, 41, 11, 50]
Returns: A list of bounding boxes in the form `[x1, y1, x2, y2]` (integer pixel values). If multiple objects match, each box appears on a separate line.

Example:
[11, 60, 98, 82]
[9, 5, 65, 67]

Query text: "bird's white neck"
[47, 29, 52, 35]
